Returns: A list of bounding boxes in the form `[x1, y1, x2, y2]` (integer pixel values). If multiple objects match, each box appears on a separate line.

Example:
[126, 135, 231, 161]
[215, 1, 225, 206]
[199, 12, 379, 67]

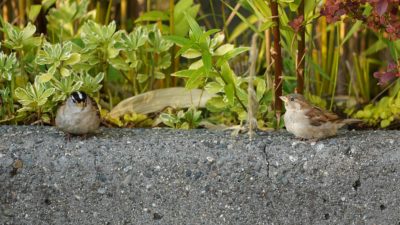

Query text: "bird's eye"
[290, 97, 294, 101]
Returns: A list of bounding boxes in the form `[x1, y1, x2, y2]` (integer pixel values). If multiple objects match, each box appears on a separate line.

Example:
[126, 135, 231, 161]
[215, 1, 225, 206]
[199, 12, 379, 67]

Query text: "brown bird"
[55, 91, 100, 136]
[280, 94, 361, 140]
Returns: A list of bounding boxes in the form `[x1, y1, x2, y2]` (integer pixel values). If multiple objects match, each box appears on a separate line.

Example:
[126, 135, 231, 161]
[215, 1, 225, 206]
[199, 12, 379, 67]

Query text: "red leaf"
[289, 15, 304, 33]
[375, 0, 388, 16]
[373, 71, 396, 85]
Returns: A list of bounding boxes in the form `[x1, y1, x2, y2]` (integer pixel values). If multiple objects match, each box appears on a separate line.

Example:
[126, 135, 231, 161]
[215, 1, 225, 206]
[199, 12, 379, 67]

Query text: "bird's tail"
[342, 118, 363, 124]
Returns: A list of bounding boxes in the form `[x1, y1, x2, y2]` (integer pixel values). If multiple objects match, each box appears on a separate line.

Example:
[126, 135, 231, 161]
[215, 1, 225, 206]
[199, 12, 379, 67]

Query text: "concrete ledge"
[1, 126, 399, 224]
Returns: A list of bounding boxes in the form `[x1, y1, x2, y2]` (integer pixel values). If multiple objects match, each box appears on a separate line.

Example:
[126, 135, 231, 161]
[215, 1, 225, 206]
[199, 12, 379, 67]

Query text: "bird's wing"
[305, 106, 341, 126]
[88, 95, 101, 119]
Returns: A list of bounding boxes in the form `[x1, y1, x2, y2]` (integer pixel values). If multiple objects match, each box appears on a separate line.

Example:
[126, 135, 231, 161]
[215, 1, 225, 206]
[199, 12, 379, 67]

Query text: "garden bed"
[1, 126, 399, 224]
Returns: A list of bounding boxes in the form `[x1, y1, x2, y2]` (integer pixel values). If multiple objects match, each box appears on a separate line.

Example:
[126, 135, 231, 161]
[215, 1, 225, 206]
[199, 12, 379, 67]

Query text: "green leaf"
[184, 12, 202, 41]
[214, 44, 234, 56]
[305, 0, 318, 15]
[135, 11, 169, 22]
[42, 0, 56, 11]
[164, 35, 193, 47]
[260, 21, 276, 31]
[364, 39, 386, 56]
[341, 20, 362, 46]
[137, 73, 148, 83]
[189, 59, 203, 70]
[174, 2, 200, 36]
[60, 67, 70, 77]
[224, 83, 235, 106]
[206, 96, 227, 112]
[64, 53, 81, 65]
[202, 52, 212, 74]
[217, 47, 250, 66]
[220, 62, 234, 84]
[154, 71, 165, 79]
[172, 69, 196, 78]
[381, 119, 390, 128]
[185, 69, 206, 89]
[182, 48, 202, 59]
[204, 81, 223, 94]
[28, 5, 42, 22]
[22, 23, 37, 40]
[256, 78, 266, 101]
[38, 73, 53, 83]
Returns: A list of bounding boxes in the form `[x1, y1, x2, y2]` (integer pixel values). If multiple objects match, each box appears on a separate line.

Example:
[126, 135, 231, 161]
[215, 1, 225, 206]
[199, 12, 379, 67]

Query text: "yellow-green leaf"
[60, 67, 70, 77]
[214, 44, 234, 56]
[38, 73, 53, 83]
[64, 53, 81, 65]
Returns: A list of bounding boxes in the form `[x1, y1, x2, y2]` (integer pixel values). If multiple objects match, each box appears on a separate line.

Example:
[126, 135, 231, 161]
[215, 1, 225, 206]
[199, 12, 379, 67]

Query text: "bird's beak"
[76, 102, 86, 110]
[279, 96, 288, 102]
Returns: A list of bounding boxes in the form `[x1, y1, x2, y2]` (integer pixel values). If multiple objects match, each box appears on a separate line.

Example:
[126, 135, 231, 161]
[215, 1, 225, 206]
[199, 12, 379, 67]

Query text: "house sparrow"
[280, 94, 361, 140]
[55, 91, 100, 136]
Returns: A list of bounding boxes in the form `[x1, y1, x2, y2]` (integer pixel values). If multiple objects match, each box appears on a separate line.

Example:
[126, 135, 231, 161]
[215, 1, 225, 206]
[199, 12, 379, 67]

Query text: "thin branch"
[269, 0, 283, 128]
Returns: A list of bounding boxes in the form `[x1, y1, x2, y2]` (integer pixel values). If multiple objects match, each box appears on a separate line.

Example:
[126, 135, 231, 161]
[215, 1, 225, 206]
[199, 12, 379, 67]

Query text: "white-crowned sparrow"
[55, 91, 100, 135]
[280, 94, 361, 140]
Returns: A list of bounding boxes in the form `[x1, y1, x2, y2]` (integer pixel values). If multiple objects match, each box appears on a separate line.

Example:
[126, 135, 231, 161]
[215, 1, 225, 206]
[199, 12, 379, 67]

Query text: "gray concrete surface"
[0, 125, 399, 225]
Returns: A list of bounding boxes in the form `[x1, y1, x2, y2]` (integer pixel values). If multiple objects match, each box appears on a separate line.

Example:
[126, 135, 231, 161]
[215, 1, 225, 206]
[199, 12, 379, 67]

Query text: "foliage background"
[0, 0, 399, 129]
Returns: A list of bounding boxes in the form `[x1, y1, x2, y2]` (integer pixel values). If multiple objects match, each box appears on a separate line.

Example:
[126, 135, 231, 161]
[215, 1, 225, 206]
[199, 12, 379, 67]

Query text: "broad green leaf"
[135, 11, 169, 22]
[174, 2, 200, 36]
[172, 69, 196, 78]
[217, 47, 250, 66]
[38, 73, 53, 83]
[220, 62, 234, 84]
[182, 48, 202, 59]
[256, 78, 266, 101]
[185, 73, 205, 89]
[154, 71, 165, 79]
[22, 23, 37, 40]
[202, 52, 212, 74]
[381, 119, 390, 128]
[206, 96, 227, 112]
[305, 0, 318, 15]
[214, 44, 234, 56]
[164, 35, 193, 47]
[137, 73, 148, 83]
[184, 12, 202, 41]
[28, 5, 42, 22]
[64, 53, 81, 65]
[189, 59, 203, 70]
[60, 67, 70, 77]
[224, 83, 235, 106]
[204, 81, 223, 94]
[42, 0, 56, 11]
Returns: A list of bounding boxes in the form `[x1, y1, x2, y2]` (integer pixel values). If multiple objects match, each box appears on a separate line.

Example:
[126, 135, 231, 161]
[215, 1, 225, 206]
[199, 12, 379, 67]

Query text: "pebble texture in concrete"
[0, 126, 399, 224]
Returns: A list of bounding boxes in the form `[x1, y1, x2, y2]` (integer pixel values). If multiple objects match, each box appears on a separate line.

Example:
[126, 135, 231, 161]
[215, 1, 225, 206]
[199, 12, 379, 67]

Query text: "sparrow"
[280, 94, 361, 140]
[55, 91, 100, 136]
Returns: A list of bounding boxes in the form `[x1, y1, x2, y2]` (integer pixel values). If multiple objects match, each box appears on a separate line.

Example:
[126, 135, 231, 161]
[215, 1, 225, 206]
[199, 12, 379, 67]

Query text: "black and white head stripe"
[71, 91, 87, 103]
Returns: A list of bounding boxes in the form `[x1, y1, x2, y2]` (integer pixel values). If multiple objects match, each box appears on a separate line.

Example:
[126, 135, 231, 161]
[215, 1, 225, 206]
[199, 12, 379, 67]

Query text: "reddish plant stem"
[270, 0, 283, 128]
[296, 0, 305, 94]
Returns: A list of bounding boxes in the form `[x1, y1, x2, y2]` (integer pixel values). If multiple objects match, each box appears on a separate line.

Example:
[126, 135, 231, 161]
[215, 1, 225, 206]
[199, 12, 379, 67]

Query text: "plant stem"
[208, 0, 218, 28]
[105, 0, 113, 25]
[18, 0, 25, 27]
[9, 78, 15, 115]
[296, 0, 305, 94]
[248, 32, 259, 139]
[168, 0, 175, 87]
[269, 0, 283, 128]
